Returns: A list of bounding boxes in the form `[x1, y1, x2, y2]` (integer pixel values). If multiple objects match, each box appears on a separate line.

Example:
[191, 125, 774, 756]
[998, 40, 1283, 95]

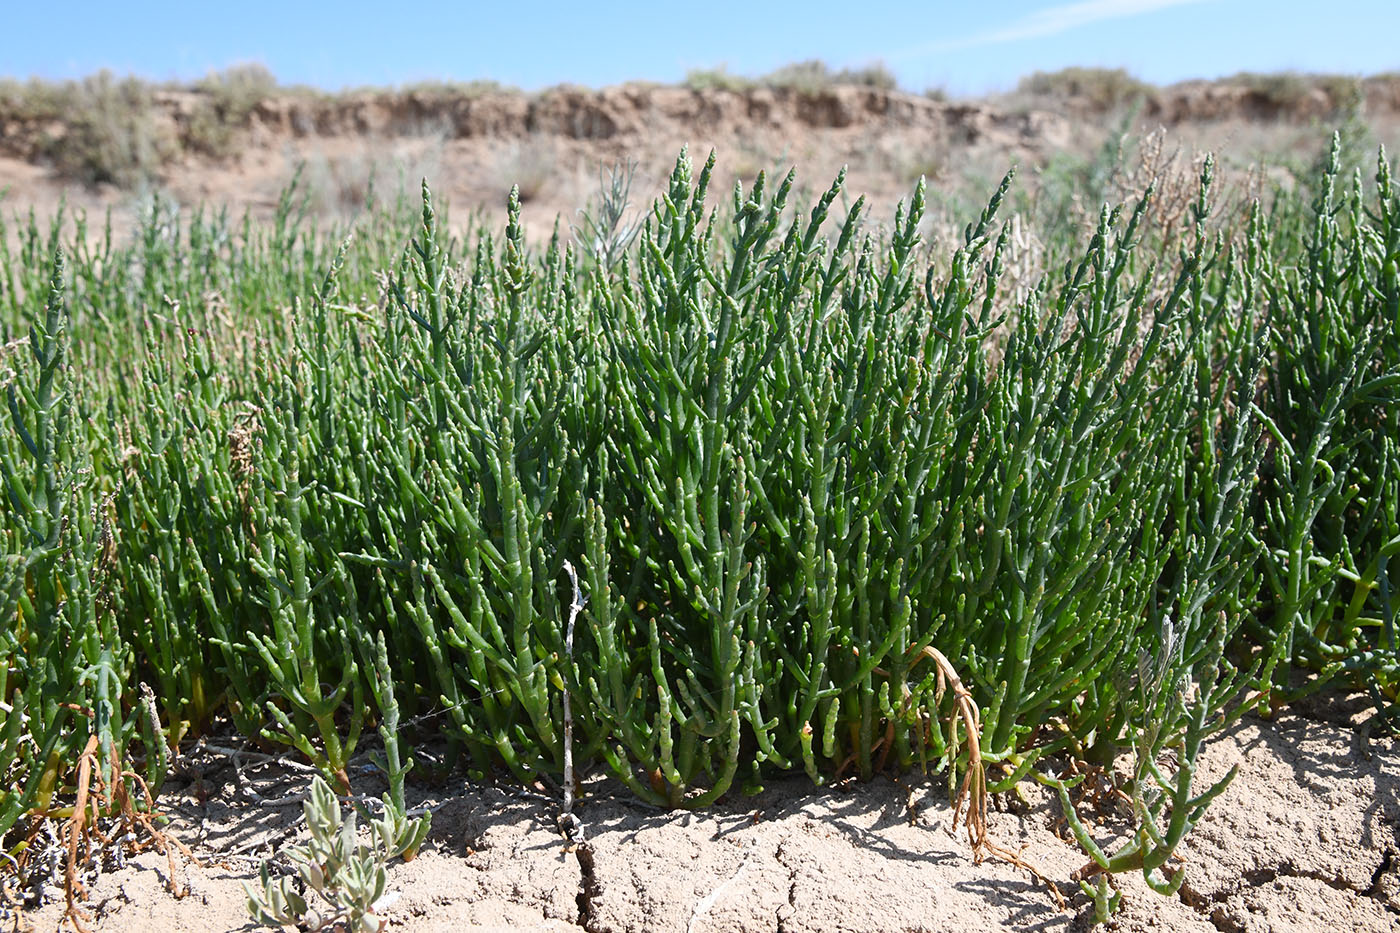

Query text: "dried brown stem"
[910, 646, 1066, 911]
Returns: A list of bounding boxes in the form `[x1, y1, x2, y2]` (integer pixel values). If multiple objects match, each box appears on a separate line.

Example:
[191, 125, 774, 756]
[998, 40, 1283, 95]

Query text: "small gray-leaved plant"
[246, 776, 430, 933]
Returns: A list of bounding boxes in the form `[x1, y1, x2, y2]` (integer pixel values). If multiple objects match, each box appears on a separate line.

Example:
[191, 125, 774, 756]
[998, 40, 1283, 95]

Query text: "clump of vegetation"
[572, 157, 644, 270]
[396, 78, 517, 97]
[1227, 70, 1364, 116]
[765, 59, 898, 91]
[0, 71, 170, 186]
[184, 63, 278, 157]
[1253, 137, 1400, 726]
[684, 66, 755, 93]
[246, 776, 428, 932]
[686, 58, 898, 93]
[0, 65, 278, 185]
[1017, 67, 1156, 111]
[0, 136, 1396, 924]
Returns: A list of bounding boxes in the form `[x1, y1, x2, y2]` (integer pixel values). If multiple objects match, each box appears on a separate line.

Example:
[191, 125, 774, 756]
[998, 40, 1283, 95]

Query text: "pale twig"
[687, 856, 752, 933]
[558, 560, 587, 847]
[198, 743, 320, 773]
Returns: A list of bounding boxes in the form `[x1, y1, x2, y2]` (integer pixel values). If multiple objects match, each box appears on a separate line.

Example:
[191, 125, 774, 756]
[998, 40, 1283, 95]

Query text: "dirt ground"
[15, 694, 1398, 933]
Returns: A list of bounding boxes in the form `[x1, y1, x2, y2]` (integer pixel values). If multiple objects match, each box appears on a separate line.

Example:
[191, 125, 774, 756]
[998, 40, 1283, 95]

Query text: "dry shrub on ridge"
[1017, 67, 1156, 112]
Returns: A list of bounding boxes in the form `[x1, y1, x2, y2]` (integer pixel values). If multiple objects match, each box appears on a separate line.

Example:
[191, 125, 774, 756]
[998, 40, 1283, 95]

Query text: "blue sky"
[5, 1, 1397, 96]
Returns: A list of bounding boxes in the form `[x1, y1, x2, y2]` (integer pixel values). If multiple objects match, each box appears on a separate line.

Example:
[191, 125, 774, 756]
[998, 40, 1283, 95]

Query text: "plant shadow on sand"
[20, 698, 1399, 932]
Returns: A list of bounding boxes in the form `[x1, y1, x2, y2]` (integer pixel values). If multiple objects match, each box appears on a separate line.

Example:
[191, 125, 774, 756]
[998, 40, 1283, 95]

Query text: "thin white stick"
[687, 857, 752, 933]
[559, 560, 587, 844]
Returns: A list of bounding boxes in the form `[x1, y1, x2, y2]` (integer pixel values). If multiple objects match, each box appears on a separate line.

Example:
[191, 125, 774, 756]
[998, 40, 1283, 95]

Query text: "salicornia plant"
[1, 137, 1395, 916]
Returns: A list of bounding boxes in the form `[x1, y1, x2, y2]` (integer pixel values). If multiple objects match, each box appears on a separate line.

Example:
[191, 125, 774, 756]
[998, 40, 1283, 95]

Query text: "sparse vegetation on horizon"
[684, 58, 899, 93]
[1016, 65, 1382, 118]
[4, 63, 1398, 193]
[1016, 67, 1156, 112]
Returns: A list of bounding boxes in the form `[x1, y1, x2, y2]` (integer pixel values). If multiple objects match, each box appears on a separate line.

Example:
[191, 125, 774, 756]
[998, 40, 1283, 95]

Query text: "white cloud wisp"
[892, 0, 1216, 59]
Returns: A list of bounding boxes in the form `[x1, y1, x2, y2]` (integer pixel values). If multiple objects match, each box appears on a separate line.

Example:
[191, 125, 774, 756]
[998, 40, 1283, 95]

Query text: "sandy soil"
[15, 695, 1397, 933]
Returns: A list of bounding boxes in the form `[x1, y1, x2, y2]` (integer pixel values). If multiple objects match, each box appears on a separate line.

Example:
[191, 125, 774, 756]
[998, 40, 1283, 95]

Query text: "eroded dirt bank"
[5, 80, 1400, 249]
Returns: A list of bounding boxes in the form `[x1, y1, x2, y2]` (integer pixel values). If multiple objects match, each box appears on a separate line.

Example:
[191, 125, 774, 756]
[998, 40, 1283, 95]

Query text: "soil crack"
[574, 843, 600, 932]
[774, 837, 799, 933]
[1178, 848, 1400, 928]
[1362, 846, 1397, 901]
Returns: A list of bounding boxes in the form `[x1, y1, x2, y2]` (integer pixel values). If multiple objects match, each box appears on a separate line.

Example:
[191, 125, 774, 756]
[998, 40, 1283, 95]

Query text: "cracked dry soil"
[20, 695, 1400, 932]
